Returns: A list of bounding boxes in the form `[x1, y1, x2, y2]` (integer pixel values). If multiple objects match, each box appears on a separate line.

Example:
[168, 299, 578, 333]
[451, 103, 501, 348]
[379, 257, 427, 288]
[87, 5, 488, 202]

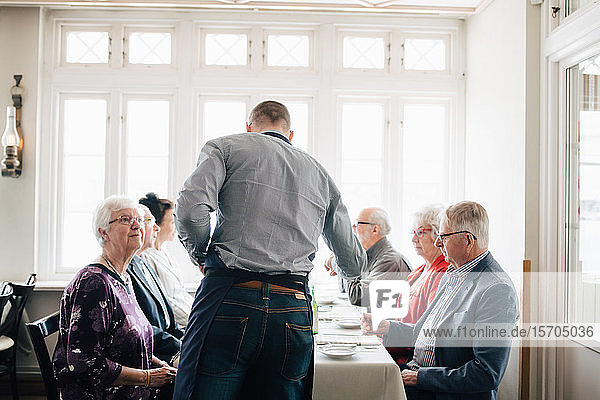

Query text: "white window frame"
[401, 33, 451, 75]
[198, 27, 252, 70]
[53, 92, 111, 279]
[536, 2, 600, 398]
[121, 93, 176, 196]
[123, 26, 176, 68]
[59, 24, 113, 68]
[338, 30, 390, 72]
[36, 8, 465, 287]
[263, 29, 315, 71]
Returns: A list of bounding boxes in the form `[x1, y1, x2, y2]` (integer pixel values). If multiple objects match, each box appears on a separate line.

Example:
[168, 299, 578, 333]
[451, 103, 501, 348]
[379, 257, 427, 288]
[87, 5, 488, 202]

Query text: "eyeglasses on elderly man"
[436, 230, 478, 244]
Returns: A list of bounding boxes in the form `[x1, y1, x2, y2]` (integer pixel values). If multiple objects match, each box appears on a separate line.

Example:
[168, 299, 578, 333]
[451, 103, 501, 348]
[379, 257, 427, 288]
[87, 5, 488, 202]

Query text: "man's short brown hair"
[248, 100, 291, 132]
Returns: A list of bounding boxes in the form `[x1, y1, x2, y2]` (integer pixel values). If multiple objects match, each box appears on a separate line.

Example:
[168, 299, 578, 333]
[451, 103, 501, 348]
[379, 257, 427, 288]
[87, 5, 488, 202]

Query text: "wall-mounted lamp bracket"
[2, 75, 24, 178]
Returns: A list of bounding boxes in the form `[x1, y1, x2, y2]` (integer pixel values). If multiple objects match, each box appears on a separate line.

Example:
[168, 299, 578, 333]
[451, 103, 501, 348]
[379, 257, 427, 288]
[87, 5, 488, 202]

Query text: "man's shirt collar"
[447, 250, 489, 277]
[258, 130, 291, 144]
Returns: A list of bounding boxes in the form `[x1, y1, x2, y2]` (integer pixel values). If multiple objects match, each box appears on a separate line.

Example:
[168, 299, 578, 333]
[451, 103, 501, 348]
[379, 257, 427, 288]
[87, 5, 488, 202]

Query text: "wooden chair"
[26, 311, 60, 400]
[0, 274, 37, 400]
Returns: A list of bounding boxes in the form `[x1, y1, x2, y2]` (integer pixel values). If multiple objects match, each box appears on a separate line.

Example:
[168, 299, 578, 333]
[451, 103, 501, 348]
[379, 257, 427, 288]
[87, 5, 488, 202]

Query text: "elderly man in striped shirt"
[363, 201, 519, 400]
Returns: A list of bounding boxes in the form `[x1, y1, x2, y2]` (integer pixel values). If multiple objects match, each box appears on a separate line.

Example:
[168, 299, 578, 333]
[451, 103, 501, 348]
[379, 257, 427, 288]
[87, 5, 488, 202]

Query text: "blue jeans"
[191, 283, 313, 400]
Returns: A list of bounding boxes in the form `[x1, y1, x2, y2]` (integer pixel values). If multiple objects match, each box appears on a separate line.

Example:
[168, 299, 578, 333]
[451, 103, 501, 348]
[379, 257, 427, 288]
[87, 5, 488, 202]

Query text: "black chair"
[0, 284, 15, 372]
[0, 274, 37, 400]
[26, 311, 60, 400]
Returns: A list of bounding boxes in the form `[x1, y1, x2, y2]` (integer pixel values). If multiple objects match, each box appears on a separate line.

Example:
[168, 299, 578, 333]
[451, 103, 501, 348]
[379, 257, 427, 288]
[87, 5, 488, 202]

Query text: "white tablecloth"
[312, 297, 406, 400]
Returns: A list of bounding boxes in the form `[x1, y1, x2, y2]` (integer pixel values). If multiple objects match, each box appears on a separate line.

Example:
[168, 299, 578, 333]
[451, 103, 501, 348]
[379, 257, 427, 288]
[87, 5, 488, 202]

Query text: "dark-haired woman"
[139, 193, 194, 327]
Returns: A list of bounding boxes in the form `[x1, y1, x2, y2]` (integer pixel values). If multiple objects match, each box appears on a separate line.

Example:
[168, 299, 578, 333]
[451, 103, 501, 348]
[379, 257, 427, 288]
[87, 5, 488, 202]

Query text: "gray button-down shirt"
[347, 237, 411, 306]
[175, 131, 366, 276]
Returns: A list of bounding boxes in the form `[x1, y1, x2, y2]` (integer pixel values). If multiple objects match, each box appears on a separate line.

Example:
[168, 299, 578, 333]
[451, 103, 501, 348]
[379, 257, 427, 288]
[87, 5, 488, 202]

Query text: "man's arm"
[321, 192, 366, 279]
[415, 282, 519, 393]
[384, 320, 419, 347]
[151, 326, 182, 363]
[175, 141, 227, 266]
[347, 254, 410, 306]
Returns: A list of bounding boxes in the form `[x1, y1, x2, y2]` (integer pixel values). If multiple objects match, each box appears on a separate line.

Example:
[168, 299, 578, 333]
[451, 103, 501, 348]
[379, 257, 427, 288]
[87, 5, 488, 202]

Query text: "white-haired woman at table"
[53, 195, 176, 399]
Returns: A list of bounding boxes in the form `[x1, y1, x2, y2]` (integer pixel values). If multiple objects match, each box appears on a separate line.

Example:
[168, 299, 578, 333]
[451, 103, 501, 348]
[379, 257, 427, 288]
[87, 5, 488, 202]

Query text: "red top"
[388, 254, 449, 364]
[401, 254, 450, 324]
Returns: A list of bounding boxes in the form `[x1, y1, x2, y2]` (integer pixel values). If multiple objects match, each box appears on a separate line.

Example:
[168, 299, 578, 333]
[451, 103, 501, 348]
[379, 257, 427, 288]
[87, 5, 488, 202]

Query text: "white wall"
[0, 6, 57, 374]
[465, 0, 530, 397]
[465, 0, 526, 277]
[0, 6, 39, 283]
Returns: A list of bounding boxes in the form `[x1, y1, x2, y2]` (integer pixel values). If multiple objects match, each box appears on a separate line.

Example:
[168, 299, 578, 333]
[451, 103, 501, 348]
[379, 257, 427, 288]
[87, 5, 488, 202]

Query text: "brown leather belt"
[232, 280, 303, 294]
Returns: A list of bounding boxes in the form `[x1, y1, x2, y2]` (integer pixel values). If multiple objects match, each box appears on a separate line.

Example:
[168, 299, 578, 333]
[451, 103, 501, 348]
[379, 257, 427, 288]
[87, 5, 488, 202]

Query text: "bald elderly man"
[326, 207, 411, 307]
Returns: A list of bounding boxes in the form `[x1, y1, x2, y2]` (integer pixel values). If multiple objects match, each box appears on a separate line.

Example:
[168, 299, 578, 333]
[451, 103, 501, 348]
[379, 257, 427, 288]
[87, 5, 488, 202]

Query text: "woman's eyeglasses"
[412, 227, 433, 238]
[108, 215, 144, 227]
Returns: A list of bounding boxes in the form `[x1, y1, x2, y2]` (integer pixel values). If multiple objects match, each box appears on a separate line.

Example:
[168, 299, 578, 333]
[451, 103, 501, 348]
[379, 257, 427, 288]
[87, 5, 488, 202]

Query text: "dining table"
[312, 286, 407, 400]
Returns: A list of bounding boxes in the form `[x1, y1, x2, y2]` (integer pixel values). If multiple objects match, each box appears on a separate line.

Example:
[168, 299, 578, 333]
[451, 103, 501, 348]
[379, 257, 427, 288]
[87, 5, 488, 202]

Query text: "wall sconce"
[1, 75, 23, 178]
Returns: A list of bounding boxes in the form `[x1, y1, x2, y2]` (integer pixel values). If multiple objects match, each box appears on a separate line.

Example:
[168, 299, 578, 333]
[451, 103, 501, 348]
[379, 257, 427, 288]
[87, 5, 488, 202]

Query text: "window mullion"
[106, 91, 122, 196]
[111, 23, 122, 68]
[250, 26, 262, 72]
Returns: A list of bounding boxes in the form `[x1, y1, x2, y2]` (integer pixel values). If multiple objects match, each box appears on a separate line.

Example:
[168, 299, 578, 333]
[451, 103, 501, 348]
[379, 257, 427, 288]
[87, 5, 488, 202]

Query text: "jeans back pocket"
[281, 323, 313, 381]
[198, 316, 248, 376]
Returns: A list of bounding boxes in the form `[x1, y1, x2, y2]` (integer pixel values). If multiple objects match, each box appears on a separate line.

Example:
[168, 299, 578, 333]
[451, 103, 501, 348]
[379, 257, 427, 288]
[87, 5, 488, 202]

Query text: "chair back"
[26, 311, 60, 400]
[0, 283, 14, 321]
[0, 274, 37, 341]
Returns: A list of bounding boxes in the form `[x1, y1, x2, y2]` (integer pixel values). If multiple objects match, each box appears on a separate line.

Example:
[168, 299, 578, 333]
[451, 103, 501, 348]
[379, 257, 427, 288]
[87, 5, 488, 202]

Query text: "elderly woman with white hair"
[52, 195, 176, 400]
[387, 204, 450, 364]
[403, 204, 450, 324]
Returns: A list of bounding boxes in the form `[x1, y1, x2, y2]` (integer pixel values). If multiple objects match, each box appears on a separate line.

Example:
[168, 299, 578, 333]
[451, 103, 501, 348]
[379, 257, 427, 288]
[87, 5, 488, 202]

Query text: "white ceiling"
[0, 0, 489, 15]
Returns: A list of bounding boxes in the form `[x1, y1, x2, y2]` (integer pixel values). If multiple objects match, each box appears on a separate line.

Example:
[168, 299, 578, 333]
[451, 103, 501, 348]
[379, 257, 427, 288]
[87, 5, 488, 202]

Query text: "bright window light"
[343, 36, 385, 69]
[129, 32, 172, 64]
[66, 31, 109, 64]
[205, 33, 248, 66]
[126, 100, 170, 200]
[267, 34, 310, 67]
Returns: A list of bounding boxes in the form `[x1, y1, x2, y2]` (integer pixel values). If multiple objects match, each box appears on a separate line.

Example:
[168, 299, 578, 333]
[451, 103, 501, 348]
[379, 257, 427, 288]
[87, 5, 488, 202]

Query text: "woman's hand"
[361, 313, 390, 335]
[148, 366, 177, 387]
[401, 369, 418, 386]
[324, 254, 338, 276]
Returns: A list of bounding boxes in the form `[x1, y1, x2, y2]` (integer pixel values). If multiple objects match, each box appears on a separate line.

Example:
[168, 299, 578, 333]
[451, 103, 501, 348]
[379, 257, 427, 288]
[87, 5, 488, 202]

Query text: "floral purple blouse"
[53, 264, 156, 400]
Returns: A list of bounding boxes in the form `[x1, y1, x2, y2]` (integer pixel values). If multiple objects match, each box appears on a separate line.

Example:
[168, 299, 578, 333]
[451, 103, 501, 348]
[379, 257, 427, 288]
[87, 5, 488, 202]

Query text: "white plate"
[336, 319, 362, 329]
[317, 297, 336, 305]
[337, 292, 349, 300]
[319, 345, 358, 359]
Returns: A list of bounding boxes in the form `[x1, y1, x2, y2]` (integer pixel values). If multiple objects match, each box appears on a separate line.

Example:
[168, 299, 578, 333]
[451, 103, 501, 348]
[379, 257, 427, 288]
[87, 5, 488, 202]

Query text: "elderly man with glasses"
[362, 201, 519, 400]
[326, 207, 411, 307]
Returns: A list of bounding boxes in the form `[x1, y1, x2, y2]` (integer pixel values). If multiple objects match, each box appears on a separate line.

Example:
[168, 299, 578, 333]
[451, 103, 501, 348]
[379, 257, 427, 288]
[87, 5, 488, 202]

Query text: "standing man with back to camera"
[173, 100, 366, 400]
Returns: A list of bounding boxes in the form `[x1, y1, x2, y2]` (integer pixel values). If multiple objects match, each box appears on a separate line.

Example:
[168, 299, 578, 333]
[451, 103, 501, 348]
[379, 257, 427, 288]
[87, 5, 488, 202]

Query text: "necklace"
[102, 255, 129, 286]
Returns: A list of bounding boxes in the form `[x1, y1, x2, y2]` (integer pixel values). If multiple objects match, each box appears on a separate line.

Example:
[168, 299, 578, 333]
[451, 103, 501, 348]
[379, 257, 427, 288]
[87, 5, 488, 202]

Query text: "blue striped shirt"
[408, 251, 490, 369]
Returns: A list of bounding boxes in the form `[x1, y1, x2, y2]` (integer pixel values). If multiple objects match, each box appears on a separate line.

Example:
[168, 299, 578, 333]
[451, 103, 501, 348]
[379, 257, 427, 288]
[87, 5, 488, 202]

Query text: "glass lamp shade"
[2, 106, 20, 147]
